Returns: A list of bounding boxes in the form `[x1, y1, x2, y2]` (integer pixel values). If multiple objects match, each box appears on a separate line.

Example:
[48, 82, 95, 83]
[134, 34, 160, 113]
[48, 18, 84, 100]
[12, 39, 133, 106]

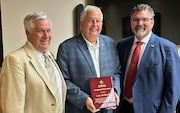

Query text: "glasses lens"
[131, 18, 152, 23]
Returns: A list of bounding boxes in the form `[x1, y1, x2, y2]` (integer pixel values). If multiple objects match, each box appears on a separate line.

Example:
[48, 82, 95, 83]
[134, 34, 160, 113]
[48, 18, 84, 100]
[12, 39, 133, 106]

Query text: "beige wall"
[1, 0, 93, 57]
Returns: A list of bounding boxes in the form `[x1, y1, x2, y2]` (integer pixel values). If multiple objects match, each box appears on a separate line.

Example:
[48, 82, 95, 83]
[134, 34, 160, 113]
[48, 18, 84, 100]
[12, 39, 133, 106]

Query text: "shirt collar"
[82, 34, 100, 48]
[134, 31, 152, 44]
[27, 41, 50, 57]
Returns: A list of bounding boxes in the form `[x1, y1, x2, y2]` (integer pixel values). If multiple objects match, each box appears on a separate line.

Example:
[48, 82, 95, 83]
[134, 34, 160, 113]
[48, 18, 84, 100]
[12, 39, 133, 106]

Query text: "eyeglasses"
[131, 18, 153, 23]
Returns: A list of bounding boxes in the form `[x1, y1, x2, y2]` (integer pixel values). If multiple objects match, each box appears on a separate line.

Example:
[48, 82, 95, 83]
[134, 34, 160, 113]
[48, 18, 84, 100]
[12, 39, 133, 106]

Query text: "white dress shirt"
[83, 37, 100, 78]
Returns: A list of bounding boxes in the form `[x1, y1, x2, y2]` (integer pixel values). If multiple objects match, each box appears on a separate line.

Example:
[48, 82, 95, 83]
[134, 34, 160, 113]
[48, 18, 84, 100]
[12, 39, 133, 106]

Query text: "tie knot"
[43, 53, 49, 58]
[136, 41, 143, 46]
[43, 53, 51, 63]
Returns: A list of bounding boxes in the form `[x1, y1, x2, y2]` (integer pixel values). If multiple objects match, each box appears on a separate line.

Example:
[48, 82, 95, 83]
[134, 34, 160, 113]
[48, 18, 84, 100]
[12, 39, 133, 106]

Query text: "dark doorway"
[0, 11, 3, 67]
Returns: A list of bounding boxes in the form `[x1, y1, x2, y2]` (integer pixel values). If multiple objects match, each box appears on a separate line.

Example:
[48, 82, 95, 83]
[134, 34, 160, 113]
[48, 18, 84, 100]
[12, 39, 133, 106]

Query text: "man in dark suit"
[116, 3, 180, 113]
[56, 5, 121, 113]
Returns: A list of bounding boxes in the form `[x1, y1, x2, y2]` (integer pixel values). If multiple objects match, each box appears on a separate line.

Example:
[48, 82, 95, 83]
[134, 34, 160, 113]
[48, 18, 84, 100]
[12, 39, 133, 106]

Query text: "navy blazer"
[117, 33, 180, 113]
[56, 34, 121, 113]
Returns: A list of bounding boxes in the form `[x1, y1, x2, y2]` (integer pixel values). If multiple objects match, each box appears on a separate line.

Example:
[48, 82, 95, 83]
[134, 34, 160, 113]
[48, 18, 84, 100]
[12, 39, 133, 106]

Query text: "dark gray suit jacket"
[56, 34, 121, 113]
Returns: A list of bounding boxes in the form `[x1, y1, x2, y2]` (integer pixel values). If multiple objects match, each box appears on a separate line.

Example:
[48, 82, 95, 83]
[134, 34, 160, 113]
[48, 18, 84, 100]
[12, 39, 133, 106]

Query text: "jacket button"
[51, 103, 55, 106]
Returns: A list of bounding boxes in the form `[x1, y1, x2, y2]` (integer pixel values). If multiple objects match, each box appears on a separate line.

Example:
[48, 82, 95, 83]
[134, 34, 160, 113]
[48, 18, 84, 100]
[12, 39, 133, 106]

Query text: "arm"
[56, 44, 89, 110]
[159, 45, 180, 113]
[0, 55, 25, 113]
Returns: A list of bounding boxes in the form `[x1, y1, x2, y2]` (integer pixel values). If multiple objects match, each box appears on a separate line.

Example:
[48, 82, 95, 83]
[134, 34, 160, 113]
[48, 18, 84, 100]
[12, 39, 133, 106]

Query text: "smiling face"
[26, 19, 52, 53]
[80, 10, 103, 41]
[130, 10, 154, 40]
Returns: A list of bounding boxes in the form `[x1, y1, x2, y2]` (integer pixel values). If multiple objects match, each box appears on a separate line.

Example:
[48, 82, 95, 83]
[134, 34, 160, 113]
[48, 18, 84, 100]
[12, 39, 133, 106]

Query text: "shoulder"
[118, 36, 133, 43]
[151, 34, 178, 57]
[152, 34, 176, 49]
[99, 34, 116, 46]
[99, 34, 114, 42]
[3, 45, 28, 64]
[61, 36, 77, 45]
[117, 36, 134, 48]
[60, 34, 82, 46]
[7, 45, 26, 57]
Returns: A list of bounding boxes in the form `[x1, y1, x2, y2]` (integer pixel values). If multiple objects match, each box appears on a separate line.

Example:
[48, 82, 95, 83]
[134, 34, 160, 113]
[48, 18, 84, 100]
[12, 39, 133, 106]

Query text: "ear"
[26, 30, 31, 40]
[26, 30, 29, 35]
[80, 21, 83, 31]
[150, 19, 155, 30]
[151, 19, 155, 25]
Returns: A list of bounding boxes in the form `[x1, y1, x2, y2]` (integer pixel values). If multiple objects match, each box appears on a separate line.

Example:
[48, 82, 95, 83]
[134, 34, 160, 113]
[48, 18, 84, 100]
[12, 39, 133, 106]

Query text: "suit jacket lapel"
[24, 43, 53, 93]
[122, 37, 134, 86]
[124, 38, 134, 70]
[136, 35, 156, 79]
[49, 54, 66, 99]
[99, 36, 104, 76]
[76, 34, 97, 77]
[99, 35, 109, 76]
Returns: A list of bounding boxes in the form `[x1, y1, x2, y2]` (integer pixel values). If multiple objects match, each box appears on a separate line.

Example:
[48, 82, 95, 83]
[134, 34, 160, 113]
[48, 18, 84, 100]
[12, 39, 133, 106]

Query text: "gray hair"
[131, 4, 155, 19]
[24, 11, 52, 33]
[80, 5, 103, 22]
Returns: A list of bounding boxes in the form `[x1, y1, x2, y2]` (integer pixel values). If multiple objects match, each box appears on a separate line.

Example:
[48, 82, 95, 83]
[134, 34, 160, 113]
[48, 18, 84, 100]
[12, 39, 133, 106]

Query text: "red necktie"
[125, 41, 143, 99]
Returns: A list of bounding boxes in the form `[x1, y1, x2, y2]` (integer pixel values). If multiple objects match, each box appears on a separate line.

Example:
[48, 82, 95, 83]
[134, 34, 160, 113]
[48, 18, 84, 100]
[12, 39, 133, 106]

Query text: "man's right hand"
[86, 97, 100, 113]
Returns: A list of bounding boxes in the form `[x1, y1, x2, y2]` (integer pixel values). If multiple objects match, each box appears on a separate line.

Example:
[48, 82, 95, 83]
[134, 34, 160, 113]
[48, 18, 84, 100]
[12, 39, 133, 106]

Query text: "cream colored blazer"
[0, 42, 66, 113]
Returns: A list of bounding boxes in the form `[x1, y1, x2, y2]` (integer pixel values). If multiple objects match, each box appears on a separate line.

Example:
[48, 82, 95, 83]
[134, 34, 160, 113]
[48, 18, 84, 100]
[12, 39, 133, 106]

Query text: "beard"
[133, 25, 147, 37]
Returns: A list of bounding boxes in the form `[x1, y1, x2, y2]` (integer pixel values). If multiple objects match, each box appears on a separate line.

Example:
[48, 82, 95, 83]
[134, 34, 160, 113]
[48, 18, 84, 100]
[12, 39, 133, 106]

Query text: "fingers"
[86, 92, 120, 112]
[105, 106, 117, 110]
[86, 97, 100, 113]
[114, 92, 120, 106]
[105, 92, 120, 110]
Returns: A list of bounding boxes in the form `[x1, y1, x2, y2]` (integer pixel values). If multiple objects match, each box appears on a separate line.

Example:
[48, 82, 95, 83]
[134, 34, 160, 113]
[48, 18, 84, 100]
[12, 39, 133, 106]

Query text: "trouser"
[120, 100, 134, 113]
[176, 100, 180, 113]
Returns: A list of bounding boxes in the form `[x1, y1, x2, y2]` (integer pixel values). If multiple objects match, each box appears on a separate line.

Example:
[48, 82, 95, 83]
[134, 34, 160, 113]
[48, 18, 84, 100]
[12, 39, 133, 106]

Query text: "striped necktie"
[44, 53, 60, 113]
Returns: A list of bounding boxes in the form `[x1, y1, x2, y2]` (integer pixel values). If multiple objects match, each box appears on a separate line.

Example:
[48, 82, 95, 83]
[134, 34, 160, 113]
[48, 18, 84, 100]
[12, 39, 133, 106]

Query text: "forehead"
[85, 10, 101, 19]
[131, 10, 151, 18]
[33, 19, 51, 27]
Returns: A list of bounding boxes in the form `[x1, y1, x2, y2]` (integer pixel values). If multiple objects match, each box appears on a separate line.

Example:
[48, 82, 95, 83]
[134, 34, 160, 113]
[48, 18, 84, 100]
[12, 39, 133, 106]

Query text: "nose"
[92, 20, 97, 25]
[137, 20, 144, 24]
[43, 32, 48, 37]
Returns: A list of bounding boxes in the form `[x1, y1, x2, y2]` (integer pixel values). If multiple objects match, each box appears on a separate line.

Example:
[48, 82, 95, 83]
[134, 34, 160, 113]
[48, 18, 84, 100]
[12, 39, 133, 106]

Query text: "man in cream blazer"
[0, 11, 66, 113]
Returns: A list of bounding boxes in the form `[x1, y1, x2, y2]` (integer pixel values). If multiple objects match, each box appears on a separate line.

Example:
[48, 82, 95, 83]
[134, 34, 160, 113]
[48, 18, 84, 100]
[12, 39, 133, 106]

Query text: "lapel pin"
[151, 44, 154, 48]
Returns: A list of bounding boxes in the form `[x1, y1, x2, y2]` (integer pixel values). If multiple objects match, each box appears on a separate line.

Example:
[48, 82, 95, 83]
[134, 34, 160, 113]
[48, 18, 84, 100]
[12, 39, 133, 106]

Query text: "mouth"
[41, 40, 49, 45]
[90, 28, 98, 32]
[135, 26, 145, 31]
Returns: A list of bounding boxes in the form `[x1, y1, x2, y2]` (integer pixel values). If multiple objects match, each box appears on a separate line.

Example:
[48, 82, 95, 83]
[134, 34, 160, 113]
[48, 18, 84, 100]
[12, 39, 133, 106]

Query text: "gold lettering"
[98, 84, 106, 88]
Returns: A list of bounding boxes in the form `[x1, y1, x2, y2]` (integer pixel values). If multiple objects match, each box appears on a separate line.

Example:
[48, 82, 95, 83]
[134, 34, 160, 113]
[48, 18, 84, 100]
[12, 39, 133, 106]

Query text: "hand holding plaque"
[89, 76, 116, 109]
